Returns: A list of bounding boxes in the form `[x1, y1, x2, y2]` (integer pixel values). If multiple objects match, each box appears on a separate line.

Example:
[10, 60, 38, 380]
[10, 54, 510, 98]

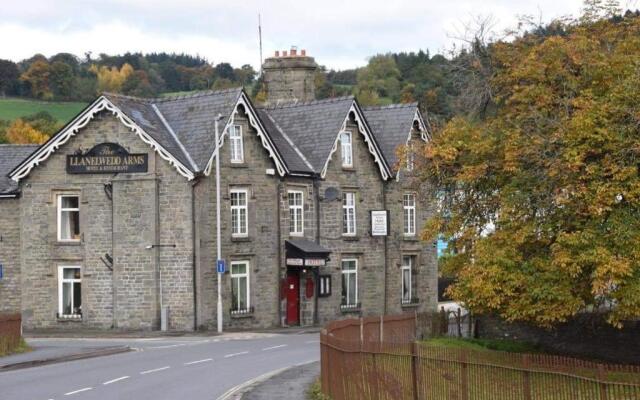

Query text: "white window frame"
[57, 194, 80, 242]
[230, 189, 248, 237]
[288, 190, 304, 236]
[342, 192, 357, 236]
[230, 261, 250, 312]
[340, 131, 353, 168]
[403, 193, 416, 236]
[341, 259, 358, 306]
[58, 266, 82, 318]
[229, 125, 244, 163]
[401, 256, 414, 304]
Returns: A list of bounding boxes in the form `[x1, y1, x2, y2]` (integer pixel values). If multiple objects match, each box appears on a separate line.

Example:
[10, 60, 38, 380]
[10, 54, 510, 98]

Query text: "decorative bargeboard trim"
[203, 91, 288, 177]
[320, 101, 391, 180]
[10, 96, 195, 182]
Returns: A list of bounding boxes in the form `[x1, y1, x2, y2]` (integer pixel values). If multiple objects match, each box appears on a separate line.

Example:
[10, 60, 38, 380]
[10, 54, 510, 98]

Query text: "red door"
[286, 273, 300, 325]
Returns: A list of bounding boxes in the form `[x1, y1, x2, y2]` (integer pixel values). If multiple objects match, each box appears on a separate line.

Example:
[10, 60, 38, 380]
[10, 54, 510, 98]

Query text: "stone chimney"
[262, 46, 318, 105]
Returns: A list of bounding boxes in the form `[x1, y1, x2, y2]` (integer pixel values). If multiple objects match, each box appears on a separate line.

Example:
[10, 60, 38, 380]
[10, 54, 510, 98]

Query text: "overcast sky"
[0, 0, 616, 70]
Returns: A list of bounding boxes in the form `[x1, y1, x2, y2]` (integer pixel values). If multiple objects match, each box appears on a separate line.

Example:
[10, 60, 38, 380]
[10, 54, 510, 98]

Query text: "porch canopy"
[285, 239, 331, 267]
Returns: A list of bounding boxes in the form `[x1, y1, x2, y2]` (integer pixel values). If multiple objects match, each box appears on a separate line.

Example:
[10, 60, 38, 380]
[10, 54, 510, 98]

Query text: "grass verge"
[423, 337, 540, 353]
[0, 337, 31, 357]
[307, 379, 331, 400]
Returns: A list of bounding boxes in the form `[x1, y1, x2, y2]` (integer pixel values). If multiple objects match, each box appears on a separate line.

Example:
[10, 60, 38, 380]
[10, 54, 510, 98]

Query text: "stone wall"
[0, 199, 21, 314]
[477, 314, 640, 364]
[19, 111, 195, 331]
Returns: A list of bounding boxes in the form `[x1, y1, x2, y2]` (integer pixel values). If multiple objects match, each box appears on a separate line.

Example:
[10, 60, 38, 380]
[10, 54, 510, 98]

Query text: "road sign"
[0, 264, 3, 279]
[217, 259, 225, 274]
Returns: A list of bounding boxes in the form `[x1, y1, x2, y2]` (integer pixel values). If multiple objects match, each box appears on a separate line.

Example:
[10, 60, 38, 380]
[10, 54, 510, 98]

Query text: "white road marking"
[64, 387, 92, 396]
[103, 376, 129, 385]
[140, 366, 170, 374]
[148, 343, 187, 349]
[262, 344, 287, 351]
[184, 358, 213, 365]
[185, 340, 210, 346]
[224, 351, 249, 358]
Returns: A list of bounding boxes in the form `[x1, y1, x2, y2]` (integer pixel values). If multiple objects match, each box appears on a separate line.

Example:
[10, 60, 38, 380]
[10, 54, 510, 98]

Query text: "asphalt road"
[0, 333, 320, 400]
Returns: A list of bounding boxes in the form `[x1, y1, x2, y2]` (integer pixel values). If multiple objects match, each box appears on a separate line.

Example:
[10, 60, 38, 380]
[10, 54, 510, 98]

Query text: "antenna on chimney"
[258, 12, 263, 76]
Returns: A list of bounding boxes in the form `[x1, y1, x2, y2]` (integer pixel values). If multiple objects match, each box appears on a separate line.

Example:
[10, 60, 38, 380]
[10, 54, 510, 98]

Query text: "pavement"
[0, 332, 320, 400]
[239, 361, 320, 400]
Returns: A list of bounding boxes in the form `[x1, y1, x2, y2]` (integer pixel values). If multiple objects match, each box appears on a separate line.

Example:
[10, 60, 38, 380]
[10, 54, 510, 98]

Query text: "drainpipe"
[276, 180, 283, 327]
[383, 183, 388, 314]
[156, 176, 163, 330]
[191, 176, 201, 331]
[313, 176, 320, 326]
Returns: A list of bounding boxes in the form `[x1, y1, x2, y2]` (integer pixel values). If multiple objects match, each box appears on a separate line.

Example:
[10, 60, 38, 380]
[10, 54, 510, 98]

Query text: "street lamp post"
[215, 114, 224, 333]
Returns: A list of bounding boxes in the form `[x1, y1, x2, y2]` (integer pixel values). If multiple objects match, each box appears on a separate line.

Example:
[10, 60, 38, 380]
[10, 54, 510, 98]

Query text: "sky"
[0, 0, 615, 71]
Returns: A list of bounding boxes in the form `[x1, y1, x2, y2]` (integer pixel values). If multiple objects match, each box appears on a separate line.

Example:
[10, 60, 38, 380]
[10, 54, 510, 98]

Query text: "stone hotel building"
[0, 49, 437, 331]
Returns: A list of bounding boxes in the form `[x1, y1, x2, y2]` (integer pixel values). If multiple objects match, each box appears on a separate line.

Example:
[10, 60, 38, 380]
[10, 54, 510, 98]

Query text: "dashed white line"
[184, 358, 213, 365]
[262, 344, 287, 351]
[64, 387, 92, 396]
[140, 366, 170, 374]
[103, 376, 129, 385]
[149, 343, 187, 349]
[224, 351, 249, 358]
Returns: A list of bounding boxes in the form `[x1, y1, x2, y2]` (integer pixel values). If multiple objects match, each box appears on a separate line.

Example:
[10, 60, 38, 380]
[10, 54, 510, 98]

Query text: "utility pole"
[258, 13, 263, 75]
[215, 114, 224, 333]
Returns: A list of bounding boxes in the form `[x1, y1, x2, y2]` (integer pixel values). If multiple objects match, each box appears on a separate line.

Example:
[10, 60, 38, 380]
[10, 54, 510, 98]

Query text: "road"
[0, 332, 319, 400]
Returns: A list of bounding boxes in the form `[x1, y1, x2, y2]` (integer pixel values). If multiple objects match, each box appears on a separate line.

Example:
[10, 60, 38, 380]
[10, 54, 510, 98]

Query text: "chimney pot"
[275, 50, 280, 57]
[283, 50, 288, 57]
[301, 49, 306, 56]
[290, 48, 297, 56]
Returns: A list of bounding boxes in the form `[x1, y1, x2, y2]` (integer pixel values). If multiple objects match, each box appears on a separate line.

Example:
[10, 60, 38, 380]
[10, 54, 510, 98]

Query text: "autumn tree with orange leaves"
[419, 2, 640, 327]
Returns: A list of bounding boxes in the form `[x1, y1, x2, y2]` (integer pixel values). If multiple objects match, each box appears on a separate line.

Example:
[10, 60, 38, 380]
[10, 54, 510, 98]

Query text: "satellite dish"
[324, 187, 339, 201]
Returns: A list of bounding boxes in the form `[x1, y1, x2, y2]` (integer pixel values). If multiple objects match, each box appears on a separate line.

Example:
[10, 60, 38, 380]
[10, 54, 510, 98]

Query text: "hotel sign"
[286, 258, 326, 267]
[370, 210, 389, 236]
[67, 143, 148, 174]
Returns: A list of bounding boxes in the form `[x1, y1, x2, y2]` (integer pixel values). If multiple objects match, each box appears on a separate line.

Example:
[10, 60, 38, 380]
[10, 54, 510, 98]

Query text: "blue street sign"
[0, 264, 3, 279]
[217, 259, 225, 274]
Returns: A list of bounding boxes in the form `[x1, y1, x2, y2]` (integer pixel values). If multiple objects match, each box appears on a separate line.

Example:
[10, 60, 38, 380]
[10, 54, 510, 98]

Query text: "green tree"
[420, 8, 640, 328]
[49, 61, 74, 99]
[20, 59, 52, 99]
[354, 55, 401, 101]
[0, 59, 19, 96]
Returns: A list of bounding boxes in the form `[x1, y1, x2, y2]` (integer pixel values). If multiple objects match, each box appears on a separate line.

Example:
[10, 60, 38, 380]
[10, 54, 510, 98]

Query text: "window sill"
[341, 166, 355, 172]
[230, 307, 254, 318]
[56, 241, 82, 246]
[231, 236, 251, 242]
[342, 235, 359, 241]
[401, 301, 420, 308]
[229, 163, 247, 168]
[340, 303, 361, 314]
[402, 236, 419, 242]
[57, 315, 82, 322]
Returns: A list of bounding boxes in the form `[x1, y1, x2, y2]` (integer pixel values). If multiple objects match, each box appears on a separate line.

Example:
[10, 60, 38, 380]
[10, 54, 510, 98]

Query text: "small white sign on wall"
[370, 210, 389, 236]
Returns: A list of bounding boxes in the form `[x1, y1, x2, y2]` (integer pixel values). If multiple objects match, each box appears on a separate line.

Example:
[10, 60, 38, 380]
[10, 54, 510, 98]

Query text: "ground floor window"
[318, 275, 332, 297]
[58, 266, 81, 318]
[231, 261, 250, 313]
[341, 259, 358, 308]
[401, 256, 418, 305]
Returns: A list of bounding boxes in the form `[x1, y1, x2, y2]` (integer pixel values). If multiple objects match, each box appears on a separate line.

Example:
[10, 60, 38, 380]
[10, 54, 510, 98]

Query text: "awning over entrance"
[285, 239, 331, 267]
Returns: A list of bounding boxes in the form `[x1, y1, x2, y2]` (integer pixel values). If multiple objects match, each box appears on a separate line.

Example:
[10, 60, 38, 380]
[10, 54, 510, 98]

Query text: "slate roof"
[362, 103, 419, 170]
[0, 144, 39, 195]
[258, 97, 355, 173]
[105, 88, 243, 172]
[285, 238, 331, 256]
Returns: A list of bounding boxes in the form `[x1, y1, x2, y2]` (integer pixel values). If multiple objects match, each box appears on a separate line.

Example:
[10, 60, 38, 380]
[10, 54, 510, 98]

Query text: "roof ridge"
[260, 110, 315, 172]
[260, 95, 354, 110]
[150, 103, 199, 172]
[362, 102, 418, 110]
[154, 87, 243, 102]
[102, 92, 152, 103]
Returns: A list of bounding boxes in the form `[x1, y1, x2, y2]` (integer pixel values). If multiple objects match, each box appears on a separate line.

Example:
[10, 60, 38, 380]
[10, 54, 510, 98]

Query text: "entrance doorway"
[286, 271, 300, 325]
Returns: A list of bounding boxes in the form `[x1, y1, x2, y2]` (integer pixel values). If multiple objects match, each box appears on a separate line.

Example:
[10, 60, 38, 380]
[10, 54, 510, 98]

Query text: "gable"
[9, 96, 196, 182]
[321, 101, 391, 180]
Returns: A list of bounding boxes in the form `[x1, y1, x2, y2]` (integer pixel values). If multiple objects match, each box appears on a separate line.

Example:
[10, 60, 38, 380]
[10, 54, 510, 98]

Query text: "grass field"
[0, 97, 87, 123]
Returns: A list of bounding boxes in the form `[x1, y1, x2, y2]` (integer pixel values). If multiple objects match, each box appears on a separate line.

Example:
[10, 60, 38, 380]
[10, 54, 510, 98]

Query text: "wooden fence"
[0, 313, 22, 355]
[320, 312, 640, 400]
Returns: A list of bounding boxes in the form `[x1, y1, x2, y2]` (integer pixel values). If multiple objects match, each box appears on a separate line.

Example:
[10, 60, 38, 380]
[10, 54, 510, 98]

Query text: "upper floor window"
[229, 125, 244, 163]
[230, 261, 250, 313]
[340, 131, 353, 167]
[230, 189, 248, 237]
[288, 190, 304, 235]
[58, 266, 81, 318]
[342, 192, 356, 236]
[58, 195, 80, 242]
[403, 193, 416, 236]
[401, 256, 418, 305]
